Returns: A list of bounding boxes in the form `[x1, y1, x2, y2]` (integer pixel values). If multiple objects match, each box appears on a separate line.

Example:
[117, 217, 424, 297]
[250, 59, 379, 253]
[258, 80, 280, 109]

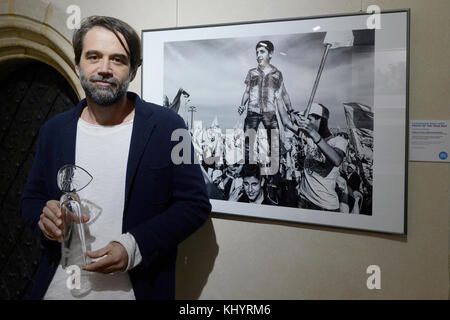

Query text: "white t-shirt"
[44, 117, 141, 300]
[299, 135, 348, 210]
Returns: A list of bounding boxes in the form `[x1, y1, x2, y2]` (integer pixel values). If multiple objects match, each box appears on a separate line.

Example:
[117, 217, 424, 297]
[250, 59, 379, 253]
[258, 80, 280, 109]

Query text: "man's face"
[307, 114, 322, 132]
[256, 46, 271, 67]
[76, 26, 135, 106]
[243, 176, 262, 201]
[285, 138, 292, 152]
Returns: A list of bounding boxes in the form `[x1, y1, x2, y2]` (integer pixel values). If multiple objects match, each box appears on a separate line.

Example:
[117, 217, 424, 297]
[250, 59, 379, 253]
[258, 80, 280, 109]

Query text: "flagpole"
[296, 42, 332, 148]
[295, 31, 354, 147]
[305, 43, 332, 116]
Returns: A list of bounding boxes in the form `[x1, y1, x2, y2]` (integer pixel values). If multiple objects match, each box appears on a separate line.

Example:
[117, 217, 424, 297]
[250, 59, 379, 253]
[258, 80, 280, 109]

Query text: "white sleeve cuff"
[112, 232, 142, 271]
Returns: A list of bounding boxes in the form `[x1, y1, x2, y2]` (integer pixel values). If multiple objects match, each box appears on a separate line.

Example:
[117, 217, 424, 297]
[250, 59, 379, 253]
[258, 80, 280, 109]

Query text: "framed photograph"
[142, 10, 409, 234]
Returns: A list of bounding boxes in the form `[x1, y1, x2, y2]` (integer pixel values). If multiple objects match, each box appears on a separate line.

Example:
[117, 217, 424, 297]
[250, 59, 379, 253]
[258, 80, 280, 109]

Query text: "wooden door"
[0, 61, 78, 299]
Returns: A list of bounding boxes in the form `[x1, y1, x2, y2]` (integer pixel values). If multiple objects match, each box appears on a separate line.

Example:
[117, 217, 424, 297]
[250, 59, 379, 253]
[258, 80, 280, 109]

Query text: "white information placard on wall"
[409, 120, 449, 162]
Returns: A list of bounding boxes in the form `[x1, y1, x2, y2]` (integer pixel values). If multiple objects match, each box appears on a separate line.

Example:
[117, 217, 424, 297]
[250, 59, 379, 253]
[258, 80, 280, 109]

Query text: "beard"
[79, 69, 131, 106]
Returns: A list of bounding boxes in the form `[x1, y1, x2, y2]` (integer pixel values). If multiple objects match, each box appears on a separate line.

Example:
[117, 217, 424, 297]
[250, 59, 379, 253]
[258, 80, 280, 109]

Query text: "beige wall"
[5, 0, 448, 299]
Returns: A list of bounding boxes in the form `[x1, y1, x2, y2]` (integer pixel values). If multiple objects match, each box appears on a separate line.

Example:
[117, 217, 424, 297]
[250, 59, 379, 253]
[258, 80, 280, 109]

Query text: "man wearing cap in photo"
[291, 103, 348, 211]
[238, 40, 295, 166]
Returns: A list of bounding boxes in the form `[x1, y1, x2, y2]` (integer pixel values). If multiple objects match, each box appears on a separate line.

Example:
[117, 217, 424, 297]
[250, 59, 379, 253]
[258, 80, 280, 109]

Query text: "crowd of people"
[197, 120, 373, 215]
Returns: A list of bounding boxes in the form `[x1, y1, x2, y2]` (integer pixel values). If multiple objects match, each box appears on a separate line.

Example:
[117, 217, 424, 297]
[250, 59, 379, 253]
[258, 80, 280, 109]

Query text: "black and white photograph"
[142, 11, 408, 233]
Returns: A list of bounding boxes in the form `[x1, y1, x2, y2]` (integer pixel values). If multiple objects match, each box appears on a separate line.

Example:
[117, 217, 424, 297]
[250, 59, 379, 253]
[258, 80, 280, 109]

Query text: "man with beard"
[20, 16, 211, 300]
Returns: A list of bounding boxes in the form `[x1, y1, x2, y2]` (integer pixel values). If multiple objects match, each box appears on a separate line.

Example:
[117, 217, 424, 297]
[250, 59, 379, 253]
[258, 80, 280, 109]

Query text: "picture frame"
[142, 10, 409, 234]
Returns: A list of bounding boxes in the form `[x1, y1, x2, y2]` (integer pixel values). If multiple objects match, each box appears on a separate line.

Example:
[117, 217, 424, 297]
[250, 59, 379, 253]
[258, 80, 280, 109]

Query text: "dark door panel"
[0, 61, 78, 299]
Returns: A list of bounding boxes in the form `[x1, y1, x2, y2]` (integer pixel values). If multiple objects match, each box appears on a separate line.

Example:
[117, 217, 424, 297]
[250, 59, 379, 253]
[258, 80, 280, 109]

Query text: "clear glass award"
[57, 164, 93, 268]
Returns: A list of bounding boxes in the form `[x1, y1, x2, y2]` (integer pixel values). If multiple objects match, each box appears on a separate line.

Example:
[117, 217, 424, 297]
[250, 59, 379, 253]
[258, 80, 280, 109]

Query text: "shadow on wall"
[176, 218, 218, 299]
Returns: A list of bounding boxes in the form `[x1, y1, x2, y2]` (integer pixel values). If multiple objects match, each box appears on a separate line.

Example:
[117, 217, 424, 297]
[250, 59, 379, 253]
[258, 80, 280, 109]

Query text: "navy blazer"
[20, 92, 211, 300]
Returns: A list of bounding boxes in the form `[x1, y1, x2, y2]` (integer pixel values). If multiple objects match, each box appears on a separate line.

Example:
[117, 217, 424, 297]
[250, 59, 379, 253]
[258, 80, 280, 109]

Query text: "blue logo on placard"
[439, 152, 448, 160]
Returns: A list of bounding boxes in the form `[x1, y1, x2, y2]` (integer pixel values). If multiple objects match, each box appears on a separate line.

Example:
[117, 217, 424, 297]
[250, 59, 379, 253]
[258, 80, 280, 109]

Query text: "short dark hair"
[73, 16, 142, 73]
[256, 40, 274, 53]
[316, 104, 332, 139]
[241, 164, 261, 180]
[318, 117, 332, 139]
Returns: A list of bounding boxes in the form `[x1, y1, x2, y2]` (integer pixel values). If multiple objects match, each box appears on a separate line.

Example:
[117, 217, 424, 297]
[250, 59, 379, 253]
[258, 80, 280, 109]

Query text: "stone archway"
[0, 0, 83, 99]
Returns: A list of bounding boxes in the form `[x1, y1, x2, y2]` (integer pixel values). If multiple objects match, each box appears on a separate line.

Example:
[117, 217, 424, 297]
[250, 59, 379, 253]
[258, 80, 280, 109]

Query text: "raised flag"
[343, 102, 374, 185]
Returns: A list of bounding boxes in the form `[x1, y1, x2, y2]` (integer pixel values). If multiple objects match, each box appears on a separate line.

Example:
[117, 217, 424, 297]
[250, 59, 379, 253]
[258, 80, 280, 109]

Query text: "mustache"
[89, 75, 120, 86]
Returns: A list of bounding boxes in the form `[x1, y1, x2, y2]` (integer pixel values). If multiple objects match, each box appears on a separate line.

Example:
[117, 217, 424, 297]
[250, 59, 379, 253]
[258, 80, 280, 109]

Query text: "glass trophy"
[57, 164, 93, 268]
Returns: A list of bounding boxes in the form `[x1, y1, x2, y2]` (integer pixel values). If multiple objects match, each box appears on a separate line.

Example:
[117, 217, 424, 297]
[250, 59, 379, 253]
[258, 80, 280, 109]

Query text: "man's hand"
[353, 190, 363, 204]
[83, 242, 128, 274]
[296, 115, 315, 135]
[38, 200, 90, 242]
[237, 105, 246, 115]
[228, 185, 243, 202]
[294, 114, 322, 143]
[38, 200, 63, 242]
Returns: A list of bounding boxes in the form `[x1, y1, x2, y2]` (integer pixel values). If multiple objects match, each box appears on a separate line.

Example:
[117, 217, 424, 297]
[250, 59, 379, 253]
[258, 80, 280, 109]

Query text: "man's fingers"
[38, 220, 51, 238]
[42, 206, 62, 226]
[67, 211, 87, 224]
[81, 214, 90, 223]
[46, 200, 61, 218]
[83, 245, 112, 272]
[42, 207, 63, 233]
[61, 204, 89, 224]
[83, 244, 128, 273]
[86, 245, 110, 259]
[353, 191, 363, 200]
[83, 253, 122, 273]
[39, 218, 62, 242]
[41, 216, 61, 236]
[83, 255, 113, 272]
